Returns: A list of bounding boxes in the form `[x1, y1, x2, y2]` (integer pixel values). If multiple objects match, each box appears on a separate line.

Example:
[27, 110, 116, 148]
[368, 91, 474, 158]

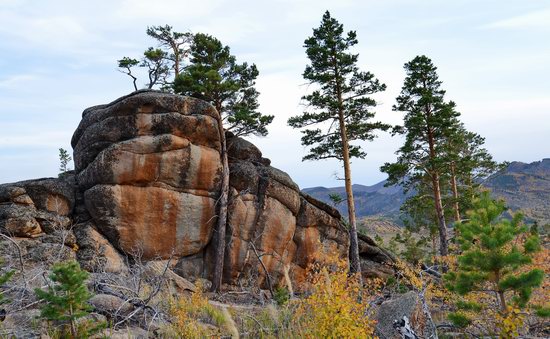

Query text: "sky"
[0, 0, 549, 189]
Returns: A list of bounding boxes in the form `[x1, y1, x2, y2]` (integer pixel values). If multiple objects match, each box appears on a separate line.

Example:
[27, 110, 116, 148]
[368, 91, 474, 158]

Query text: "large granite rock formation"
[71, 91, 222, 260]
[0, 90, 393, 289]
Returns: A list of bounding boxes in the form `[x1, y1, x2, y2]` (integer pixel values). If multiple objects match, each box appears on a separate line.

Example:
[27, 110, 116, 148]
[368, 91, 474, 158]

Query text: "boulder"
[0, 91, 394, 292]
[375, 291, 435, 339]
[89, 294, 134, 315]
[220, 134, 349, 289]
[71, 91, 222, 260]
[143, 261, 196, 293]
[0, 177, 75, 238]
[69, 91, 352, 289]
[358, 233, 396, 280]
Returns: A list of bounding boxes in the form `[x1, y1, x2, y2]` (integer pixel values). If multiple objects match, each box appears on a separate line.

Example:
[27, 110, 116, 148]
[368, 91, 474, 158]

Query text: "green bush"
[35, 261, 105, 338]
[273, 286, 290, 306]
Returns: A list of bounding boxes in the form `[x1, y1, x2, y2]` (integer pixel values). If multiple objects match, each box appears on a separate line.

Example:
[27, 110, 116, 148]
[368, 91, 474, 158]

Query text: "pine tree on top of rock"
[173, 33, 274, 292]
[117, 25, 192, 91]
[173, 32, 273, 137]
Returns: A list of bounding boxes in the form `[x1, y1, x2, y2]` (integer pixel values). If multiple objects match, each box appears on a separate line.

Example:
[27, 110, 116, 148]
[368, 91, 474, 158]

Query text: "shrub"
[289, 253, 377, 338]
[444, 192, 544, 337]
[35, 261, 104, 338]
[167, 281, 231, 338]
[273, 286, 290, 306]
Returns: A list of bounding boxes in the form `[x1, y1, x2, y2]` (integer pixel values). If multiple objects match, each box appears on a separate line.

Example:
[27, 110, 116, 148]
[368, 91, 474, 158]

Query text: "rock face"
[0, 177, 74, 237]
[218, 135, 349, 288]
[71, 91, 222, 260]
[1, 90, 393, 290]
[375, 291, 435, 339]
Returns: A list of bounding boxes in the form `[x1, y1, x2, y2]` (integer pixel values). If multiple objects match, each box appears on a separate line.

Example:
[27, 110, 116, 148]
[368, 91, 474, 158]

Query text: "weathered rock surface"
[71, 91, 222, 260]
[0, 177, 75, 238]
[220, 135, 349, 289]
[375, 291, 435, 339]
[358, 233, 396, 280]
[74, 222, 127, 274]
[1, 90, 394, 291]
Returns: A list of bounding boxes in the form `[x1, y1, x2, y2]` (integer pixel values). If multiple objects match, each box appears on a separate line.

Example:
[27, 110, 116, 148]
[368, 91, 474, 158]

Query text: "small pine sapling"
[444, 192, 544, 335]
[35, 261, 104, 338]
[58, 148, 72, 175]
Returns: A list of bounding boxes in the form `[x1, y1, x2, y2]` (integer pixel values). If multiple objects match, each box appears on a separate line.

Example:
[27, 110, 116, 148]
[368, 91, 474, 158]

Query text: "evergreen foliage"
[141, 47, 170, 89]
[288, 11, 389, 274]
[443, 124, 501, 221]
[381, 55, 461, 255]
[391, 229, 429, 264]
[118, 24, 191, 90]
[146, 25, 192, 82]
[58, 148, 72, 174]
[0, 258, 14, 307]
[173, 33, 273, 137]
[288, 11, 389, 161]
[445, 192, 544, 323]
[35, 261, 104, 338]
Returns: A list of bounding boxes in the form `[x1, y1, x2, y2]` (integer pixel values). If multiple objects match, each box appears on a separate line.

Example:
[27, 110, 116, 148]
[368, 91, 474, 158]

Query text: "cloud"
[483, 8, 550, 29]
[0, 73, 38, 89]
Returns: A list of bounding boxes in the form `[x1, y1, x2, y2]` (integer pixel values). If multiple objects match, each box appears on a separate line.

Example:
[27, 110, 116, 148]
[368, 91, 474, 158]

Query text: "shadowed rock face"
[71, 91, 222, 260]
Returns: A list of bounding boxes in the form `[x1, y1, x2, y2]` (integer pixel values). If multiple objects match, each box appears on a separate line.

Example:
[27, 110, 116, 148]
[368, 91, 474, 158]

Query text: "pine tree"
[58, 148, 72, 174]
[141, 47, 170, 89]
[443, 124, 500, 223]
[35, 261, 103, 338]
[445, 193, 544, 325]
[288, 11, 389, 275]
[146, 25, 192, 82]
[117, 57, 140, 91]
[118, 24, 192, 90]
[381, 55, 460, 256]
[173, 33, 274, 292]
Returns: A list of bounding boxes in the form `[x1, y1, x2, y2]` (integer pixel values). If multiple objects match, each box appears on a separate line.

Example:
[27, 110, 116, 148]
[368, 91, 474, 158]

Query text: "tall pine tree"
[381, 55, 460, 256]
[288, 11, 389, 274]
[173, 33, 273, 292]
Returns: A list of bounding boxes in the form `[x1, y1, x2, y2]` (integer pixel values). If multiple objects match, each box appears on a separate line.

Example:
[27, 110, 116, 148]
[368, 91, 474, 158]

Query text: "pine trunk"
[450, 162, 461, 223]
[211, 111, 229, 292]
[431, 173, 448, 256]
[333, 64, 361, 277]
[338, 117, 361, 275]
[427, 126, 448, 256]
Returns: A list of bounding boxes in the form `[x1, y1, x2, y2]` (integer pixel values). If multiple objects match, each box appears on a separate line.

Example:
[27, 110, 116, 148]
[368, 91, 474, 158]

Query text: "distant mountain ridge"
[483, 158, 550, 224]
[303, 158, 550, 225]
[302, 180, 410, 223]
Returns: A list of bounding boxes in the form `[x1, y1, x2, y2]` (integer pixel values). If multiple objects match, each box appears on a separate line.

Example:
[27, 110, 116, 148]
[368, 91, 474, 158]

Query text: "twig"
[243, 314, 269, 334]
[418, 269, 438, 339]
[249, 241, 274, 297]
[0, 233, 27, 289]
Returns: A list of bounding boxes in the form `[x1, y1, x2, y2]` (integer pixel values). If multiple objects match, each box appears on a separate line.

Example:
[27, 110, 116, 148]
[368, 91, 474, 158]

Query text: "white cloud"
[0, 73, 38, 88]
[483, 8, 550, 29]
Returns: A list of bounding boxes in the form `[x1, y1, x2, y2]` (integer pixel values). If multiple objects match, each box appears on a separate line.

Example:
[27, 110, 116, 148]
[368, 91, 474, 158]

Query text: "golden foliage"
[166, 281, 229, 338]
[289, 251, 377, 338]
[496, 307, 525, 338]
